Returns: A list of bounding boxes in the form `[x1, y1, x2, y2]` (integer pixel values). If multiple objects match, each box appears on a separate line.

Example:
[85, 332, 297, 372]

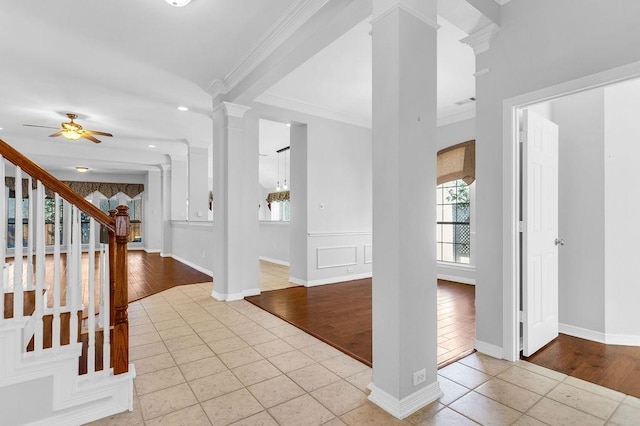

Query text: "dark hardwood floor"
[524, 333, 640, 398]
[245, 278, 476, 368]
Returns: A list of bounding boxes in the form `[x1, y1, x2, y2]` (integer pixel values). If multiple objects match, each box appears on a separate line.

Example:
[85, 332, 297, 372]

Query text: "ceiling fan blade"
[48, 131, 63, 137]
[83, 130, 113, 137]
[82, 133, 102, 144]
[24, 124, 60, 130]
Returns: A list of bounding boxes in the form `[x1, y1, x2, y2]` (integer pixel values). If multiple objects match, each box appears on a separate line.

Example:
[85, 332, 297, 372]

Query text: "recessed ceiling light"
[0, 127, 3, 130]
[286, 123, 291, 127]
[148, 144, 157, 148]
[177, 106, 189, 112]
[164, 0, 191, 7]
[75, 166, 89, 173]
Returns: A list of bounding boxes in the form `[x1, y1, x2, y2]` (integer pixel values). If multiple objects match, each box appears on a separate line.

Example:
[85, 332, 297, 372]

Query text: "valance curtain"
[266, 190, 290, 203]
[437, 139, 475, 185]
[5, 177, 144, 199]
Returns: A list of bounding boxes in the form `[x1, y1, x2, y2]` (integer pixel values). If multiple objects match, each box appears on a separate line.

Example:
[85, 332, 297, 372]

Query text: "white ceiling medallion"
[164, 0, 191, 7]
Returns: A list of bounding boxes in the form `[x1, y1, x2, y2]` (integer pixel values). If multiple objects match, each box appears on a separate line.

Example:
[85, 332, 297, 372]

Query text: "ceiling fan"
[24, 113, 113, 143]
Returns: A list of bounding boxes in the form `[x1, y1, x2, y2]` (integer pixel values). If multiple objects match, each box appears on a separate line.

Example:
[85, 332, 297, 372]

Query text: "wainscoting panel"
[317, 246, 358, 269]
[364, 244, 373, 264]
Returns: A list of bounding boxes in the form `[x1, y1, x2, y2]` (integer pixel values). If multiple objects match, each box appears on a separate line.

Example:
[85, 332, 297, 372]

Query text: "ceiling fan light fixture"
[165, 0, 192, 7]
[62, 129, 83, 140]
[75, 166, 89, 173]
[177, 106, 189, 111]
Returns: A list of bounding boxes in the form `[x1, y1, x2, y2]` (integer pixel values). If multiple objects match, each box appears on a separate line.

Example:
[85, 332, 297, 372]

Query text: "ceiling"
[256, 16, 476, 128]
[0, 1, 476, 178]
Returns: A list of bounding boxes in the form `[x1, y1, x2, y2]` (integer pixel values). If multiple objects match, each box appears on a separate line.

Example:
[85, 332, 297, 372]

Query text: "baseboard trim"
[437, 273, 475, 285]
[289, 276, 307, 286]
[243, 288, 261, 297]
[305, 272, 373, 287]
[212, 290, 244, 302]
[605, 333, 640, 346]
[474, 340, 504, 359]
[259, 256, 290, 266]
[170, 255, 213, 277]
[144, 248, 161, 254]
[368, 381, 442, 419]
[559, 323, 605, 344]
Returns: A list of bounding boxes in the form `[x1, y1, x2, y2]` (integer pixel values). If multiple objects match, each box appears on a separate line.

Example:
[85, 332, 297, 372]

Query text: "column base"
[368, 380, 442, 419]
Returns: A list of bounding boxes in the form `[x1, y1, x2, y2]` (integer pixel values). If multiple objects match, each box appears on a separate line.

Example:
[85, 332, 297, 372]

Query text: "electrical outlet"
[413, 368, 426, 386]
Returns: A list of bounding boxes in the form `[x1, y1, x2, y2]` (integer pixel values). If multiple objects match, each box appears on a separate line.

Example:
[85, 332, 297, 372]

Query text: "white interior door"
[522, 109, 560, 357]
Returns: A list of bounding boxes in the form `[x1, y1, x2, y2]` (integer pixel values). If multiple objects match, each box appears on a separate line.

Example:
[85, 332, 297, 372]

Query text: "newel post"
[113, 205, 130, 374]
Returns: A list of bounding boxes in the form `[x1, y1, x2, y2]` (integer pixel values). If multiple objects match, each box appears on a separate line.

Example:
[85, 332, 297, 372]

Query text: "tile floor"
[259, 260, 299, 291]
[88, 282, 640, 425]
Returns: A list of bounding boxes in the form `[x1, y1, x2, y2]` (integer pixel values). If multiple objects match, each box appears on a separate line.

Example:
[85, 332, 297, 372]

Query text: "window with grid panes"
[436, 179, 470, 264]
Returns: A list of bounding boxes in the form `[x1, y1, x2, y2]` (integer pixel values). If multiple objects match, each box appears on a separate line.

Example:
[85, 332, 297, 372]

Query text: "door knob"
[555, 238, 565, 246]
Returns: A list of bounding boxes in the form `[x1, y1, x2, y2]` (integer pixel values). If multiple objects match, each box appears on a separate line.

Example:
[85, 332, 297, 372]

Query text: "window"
[436, 180, 471, 264]
[7, 195, 29, 248]
[99, 194, 142, 243]
[269, 200, 290, 222]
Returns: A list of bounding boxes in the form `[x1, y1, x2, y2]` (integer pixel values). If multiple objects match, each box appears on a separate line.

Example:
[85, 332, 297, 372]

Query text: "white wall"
[604, 80, 640, 343]
[475, 0, 640, 350]
[144, 170, 162, 252]
[249, 103, 372, 286]
[169, 221, 214, 277]
[550, 89, 606, 335]
[258, 221, 290, 264]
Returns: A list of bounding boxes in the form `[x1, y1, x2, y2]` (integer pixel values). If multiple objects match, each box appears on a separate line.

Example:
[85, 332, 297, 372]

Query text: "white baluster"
[87, 217, 96, 375]
[64, 200, 72, 310]
[0, 156, 5, 321]
[14, 167, 23, 319]
[26, 176, 33, 289]
[101, 242, 110, 374]
[68, 206, 79, 346]
[52, 193, 61, 350]
[34, 181, 45, 353]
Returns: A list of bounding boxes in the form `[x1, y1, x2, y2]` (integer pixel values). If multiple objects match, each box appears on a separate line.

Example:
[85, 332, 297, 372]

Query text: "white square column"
[211, 102, 260, 301]
[369, 0, 441, 418]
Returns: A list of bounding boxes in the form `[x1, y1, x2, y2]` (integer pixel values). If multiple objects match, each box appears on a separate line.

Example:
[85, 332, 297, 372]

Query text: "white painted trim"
[255, 92, 372, 129]
[503, 59, 640, 363]
[223, 102, 251, 118]
[316, 245, 358, 269]
[209, 0, 332, 96]
[605, 333, 640, 346]
[368, 381, 442, 419]
[437, 274, 475, 286]
[305, 272, 372, 287]
[494, 0, 512, 5]
[559, 323, 605, 344]
[308, 231, 372, 237]
[371, 2, 440, 31]
[243, 288, 261, 298]
[289, 276, 307, 286]
[143, 248, 161, 254]
[473, 68, 491, 78]
[160, 252, 171, 258]
[169, 255, 213, 277]
[169, 220, 213, 228]
[259, 256, 290, 266]
[211, 290, 245, 302]
[437, 108, 476, 127]
[461, 23, 500, 55]
[364, 244, 373, 264]
[474, 340, 504, 359]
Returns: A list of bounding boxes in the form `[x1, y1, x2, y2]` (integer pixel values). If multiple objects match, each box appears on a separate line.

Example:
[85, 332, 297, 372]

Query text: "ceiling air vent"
[455, 97, 476, 106]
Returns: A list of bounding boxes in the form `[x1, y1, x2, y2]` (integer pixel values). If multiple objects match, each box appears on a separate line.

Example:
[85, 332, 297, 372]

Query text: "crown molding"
[207, 79, 228, 98]
[222, 102, 251, 118]
[437, 108, 476, 127]
[494, 0, 512, 5]
[255, 92, 372, 129]
[206, 0, 331, 97]
[372, 2, 439, 30]
[461, 23, 500, 55]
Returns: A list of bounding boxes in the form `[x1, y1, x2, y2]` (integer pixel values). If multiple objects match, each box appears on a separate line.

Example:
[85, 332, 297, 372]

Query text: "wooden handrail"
[0, 139, 115, 232]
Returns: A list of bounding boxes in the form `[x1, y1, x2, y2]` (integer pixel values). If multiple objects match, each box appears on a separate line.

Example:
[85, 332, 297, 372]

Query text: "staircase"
[0, 139, 135, 425]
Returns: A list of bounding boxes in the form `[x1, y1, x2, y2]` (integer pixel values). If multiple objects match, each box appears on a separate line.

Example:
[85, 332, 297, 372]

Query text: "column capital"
[372, 0, 439, 30]
[461, 23, 500, 55]
[223, 101, 251, 118]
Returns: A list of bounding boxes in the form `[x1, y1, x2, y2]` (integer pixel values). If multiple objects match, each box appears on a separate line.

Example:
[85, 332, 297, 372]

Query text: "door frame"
[502, 60, 640, 362]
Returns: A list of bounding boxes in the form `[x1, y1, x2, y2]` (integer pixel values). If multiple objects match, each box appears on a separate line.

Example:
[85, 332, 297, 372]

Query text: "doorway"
[503, 61, 640, 362]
